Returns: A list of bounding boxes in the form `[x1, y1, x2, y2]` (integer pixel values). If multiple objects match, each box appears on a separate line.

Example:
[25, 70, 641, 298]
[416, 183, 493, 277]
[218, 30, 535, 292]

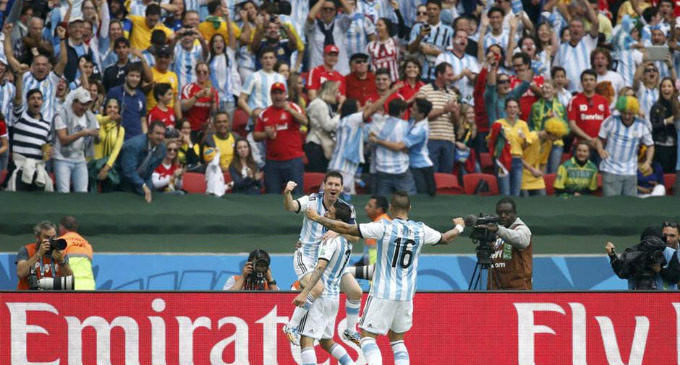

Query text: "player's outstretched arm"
[293, 260, 328, 307]
[283, 181, 300, 212]
[306, 206, 360, 236]
[439, 217, 466, 245]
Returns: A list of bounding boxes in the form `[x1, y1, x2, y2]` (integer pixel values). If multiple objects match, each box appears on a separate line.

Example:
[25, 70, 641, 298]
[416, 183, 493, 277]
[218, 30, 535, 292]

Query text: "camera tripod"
[468, 243, 503, 290]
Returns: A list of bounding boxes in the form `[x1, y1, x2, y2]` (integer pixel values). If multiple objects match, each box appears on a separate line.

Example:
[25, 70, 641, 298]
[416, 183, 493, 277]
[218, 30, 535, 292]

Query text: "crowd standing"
[0, 0, 678, 200]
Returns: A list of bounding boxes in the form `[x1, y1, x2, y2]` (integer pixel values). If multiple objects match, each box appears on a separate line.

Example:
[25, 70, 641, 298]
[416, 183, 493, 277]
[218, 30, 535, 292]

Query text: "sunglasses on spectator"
[322, 7, 335, 11]
[167, 148, 178, 152]
[645, 68, 657, 73]
[664, 221, 679, 228]
[497, 79, 510, 84]
[417, 11, 427, 15]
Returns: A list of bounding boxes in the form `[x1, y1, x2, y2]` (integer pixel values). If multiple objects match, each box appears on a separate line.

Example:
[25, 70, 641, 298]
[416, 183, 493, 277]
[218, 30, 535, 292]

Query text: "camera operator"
[16, 221, 73, 290]
[476, 197, 533, 290]
[605, 227, 676, 290]
[223, 249, 280, 291]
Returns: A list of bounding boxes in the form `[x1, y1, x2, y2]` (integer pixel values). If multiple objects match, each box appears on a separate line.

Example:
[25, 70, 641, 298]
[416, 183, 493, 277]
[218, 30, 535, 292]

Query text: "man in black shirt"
[102, 37, 152, 92]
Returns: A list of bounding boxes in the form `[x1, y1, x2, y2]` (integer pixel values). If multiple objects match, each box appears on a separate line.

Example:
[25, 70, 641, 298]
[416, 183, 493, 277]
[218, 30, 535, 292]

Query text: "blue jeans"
[547, 145, 563, 174]
[264, 157, 303, 194]
[53, 159, 88, 193]
[427, 140, 454, 173]
[375, 171, 417, 196]
[497, 157, 523, 196]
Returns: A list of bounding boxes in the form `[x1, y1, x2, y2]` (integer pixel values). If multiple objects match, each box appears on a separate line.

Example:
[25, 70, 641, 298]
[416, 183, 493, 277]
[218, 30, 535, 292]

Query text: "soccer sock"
[301, 347, 317, 365]
[289, 294, 316, 328]
[391, 340, 410, 365]
[345, 299, 361, 332]
[360, 337, 382, 365]
[329, 343, 355, 365]
[348, 263, 374, 280]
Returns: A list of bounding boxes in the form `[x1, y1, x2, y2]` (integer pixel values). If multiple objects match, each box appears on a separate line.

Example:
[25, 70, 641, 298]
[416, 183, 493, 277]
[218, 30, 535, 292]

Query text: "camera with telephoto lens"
[49, 237, 67, 252]
[27, 266, 75, 290]
[618, 236, 667, 290]
[247, 250, 271, 288]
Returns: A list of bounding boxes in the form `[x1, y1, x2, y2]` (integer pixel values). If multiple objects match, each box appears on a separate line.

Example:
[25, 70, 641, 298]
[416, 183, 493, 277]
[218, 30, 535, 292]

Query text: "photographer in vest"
[16, 221, 73, 290]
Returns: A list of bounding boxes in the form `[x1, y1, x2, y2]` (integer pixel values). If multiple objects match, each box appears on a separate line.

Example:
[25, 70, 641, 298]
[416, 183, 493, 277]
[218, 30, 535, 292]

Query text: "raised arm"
[3, 23, 21, 72]
[54, 26, 69, 77]
[283, 181, 301, 212]
[307, 0, 325, 25]
[440, 217, 465, 244]
[583, 0, 599, 38]
[362, 81, 403, 120]
[306, 205, 359, 236]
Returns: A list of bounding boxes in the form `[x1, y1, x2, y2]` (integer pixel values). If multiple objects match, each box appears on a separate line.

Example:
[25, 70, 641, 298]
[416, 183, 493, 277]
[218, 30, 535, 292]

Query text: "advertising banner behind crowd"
[0, 292, 678, 364]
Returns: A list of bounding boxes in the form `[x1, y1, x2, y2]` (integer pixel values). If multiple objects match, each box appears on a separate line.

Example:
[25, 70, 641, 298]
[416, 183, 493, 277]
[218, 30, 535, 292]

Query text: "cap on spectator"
[350, 53, 369, 63]
[270, 82, 286, 93]
[155, 46, 172, 57]
[72, 87, 93, 104]
[324, 45, 339, 54]
[615, 95, 639, 114]
[69, 16, 84, 24]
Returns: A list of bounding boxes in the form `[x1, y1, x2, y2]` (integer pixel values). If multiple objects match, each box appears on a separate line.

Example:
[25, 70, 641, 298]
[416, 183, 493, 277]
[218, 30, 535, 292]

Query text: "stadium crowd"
[0, 0, 678, 200]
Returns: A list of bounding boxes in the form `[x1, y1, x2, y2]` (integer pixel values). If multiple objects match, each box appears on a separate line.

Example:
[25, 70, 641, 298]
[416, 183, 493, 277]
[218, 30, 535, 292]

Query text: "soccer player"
[282, 171, 364, 346]
[293, 201, 356, 365]
[306, 190, 466, 365]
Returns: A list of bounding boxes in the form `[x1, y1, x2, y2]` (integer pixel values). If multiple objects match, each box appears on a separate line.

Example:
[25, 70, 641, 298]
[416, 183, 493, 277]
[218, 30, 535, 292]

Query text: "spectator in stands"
[275, 62, 290, 80]
[455, 104, 478, 175]
[552, 66, 572, 110]
[0, 113, 8, 173]
[0, 57, 14, 172]
[16, 221, 73, 290]
[554, 141, 598, 197]
[253, 82, 307, 194]
[490, 98, 530, 197]
[63, 18, 98, 83]
[368, 98, 416, 195]
[170, 26, 208, 91]
[237, 47, 286, 129]
[59, 216, 95, 290]
[591, 48, 624, 108]
[568, 70, 611, 165]
[345, 53, 376, 106]
[18, 16, 53, 65]
[366, 68, 402, 116]
[229, 137, 263, 194]
[477, 7, 509, 58]
[287, 72, 307, 117]
[344, 0, 375, 61]
[119, 121, 166, 203]
[234, 3, 257, 82]
[251, 17, 298, 70]
[208, 33, 240, 120]
[99, 21, 126, 71]
[307, 45, 346, 101]
[202, 110, 236, 173]
[91, 98, 124, 192]
[106, 62, 147, 138]
[53, 87, 100, 193]
[304, 0, 353, 75]
[147, 46, 181, 118]
[484, 58, 532, 125]
[128, 4, 174, 51]
[147, 83, 177, 129]
[408, 0, 453, 83]
[176, 119, 201, 167]
[198, 0, 241, 50]
[152, 140, 184, 192]
[305, 81, 340, 173]
[138, 30, 168, 68]
[637, 145, 666, 198]
[416, 62, 458, 174]
[529, 80, 567, 174]
[366, 18, 398, 81]
[553, 3, 599, 93]
[521, 125, 563, 197]
[596, 96, 655, 197]
[478, 197, 532, 290]
[223, 249, 279, 290]
[180, 61, 219, 138]
[397, 57, 424, 104]
[634, 60, 663, 121]
[650, 77, 679, 174]
[435, 28, 478, 106]
[10, 4, 34, 53]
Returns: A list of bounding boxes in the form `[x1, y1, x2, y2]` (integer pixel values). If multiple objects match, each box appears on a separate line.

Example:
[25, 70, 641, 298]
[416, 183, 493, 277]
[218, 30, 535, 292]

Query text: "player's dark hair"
[371, 195, 389, 213]
[324, 170, 344, 185]
[333, 201, 352, 224]
[496, 197, 517, 213]
[390, 191, 411, 212]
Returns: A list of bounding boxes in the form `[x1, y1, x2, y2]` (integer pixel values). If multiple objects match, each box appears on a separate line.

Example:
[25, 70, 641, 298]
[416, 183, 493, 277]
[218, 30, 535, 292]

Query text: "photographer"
[16, 221, 73, 290]
[606, 227, 678, 290]
[476, 197, 533, 290]
[223, 249, 279, 291]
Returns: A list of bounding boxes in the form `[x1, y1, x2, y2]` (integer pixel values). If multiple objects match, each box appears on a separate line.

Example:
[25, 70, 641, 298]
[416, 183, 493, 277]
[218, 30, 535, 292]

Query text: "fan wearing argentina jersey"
[170, 27, 209, 91]
[293, 201, 357, 365]
[3, 23, 68, 126]
[553, 5, 600, 93]
[282, 171, 364, 347]
[306, 190, 466, 365]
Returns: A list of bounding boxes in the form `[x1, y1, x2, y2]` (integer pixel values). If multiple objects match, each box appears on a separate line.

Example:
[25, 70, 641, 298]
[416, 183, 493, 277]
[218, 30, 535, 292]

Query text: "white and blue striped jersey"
[318, 236, 353, 298]
[371, 115, 410, 174]
[556, 88, 572, 110]
[328, 112, 366, 174]
[637, 84, 659, 121]
[128, 0, 147, 16]
[653, 59, 671, 80]
[403, 119, 432, 168]
[409, 22, 453, 81]
[358, 218, 442, 301]
[614, 49, 642, 88]
[183, 0, 201, 12]
[482, 29, 511, 53]
[173, 43, 204, 90]
[290, 0, 309, 37]
[346, 13, 375, 59]
[598, 115, 653, 176]
[236, 21, 257, 71]
[23, 71, 61, 125]
[241, 70, 286, 111]
[641, 23, 671, 46]
[209, 53, 236, 104]
[138, 49, 156, 68]
[0, 82, 16, 127]
[357, 0, 397, 25]
[553, 35, 598, 93]
[296, 193, 357, 260]
[434, 51, 479, 105]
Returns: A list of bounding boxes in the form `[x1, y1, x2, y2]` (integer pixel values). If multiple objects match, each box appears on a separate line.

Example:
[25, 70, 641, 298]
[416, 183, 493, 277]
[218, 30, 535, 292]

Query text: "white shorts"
[293, 250, 317, 279]
[359, 296, 413, 335]
[299, 296, 339, 340]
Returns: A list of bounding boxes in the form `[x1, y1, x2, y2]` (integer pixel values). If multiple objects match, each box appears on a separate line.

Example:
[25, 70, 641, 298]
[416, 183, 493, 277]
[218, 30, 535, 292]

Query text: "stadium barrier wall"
[0, 253, 626, 290]
[0, 292, 678, 365]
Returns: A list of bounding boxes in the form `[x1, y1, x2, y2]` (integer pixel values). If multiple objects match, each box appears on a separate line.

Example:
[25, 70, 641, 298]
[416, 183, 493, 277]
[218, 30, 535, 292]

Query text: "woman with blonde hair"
[305, 81, 341, 172]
